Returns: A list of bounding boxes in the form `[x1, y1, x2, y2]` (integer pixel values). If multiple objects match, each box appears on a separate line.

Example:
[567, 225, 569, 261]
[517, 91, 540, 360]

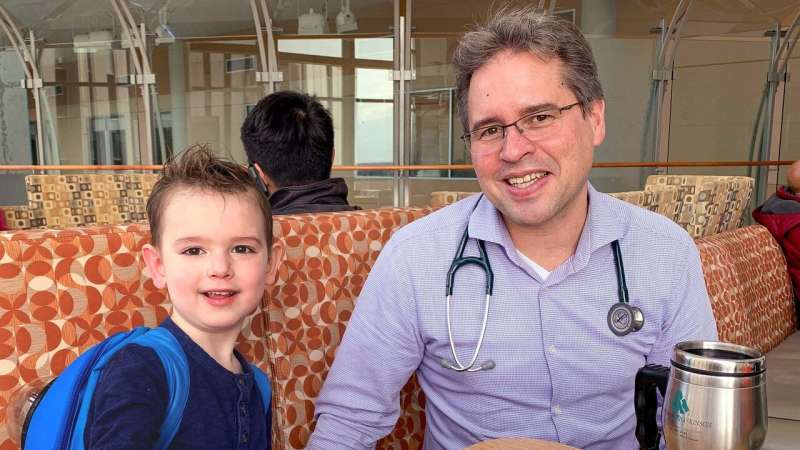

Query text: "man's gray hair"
[453, 5, 604, 132]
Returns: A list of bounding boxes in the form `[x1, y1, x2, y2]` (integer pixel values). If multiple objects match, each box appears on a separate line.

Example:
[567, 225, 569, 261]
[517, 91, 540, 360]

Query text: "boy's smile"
[143, 188, 282, 343]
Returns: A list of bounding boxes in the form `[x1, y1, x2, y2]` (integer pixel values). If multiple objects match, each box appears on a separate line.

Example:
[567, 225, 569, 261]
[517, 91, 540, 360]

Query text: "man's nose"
[207, 253, 233, 278]
[499, 125, 533, 161]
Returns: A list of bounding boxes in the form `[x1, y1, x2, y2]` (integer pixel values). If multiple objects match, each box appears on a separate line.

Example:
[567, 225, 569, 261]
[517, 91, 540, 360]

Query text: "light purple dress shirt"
[308, 184, 718, 450]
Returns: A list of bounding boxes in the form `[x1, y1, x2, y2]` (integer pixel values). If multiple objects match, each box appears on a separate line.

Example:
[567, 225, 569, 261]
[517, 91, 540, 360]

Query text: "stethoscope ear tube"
[446, 226, 494, 297]
[611, 240, 629, 304]
[609, 240, 644, 336]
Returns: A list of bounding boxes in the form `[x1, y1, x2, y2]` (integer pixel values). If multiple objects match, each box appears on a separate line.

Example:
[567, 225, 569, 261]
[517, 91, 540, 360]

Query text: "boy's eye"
[232, 245, 255, 254]
[182, 247, 204, 256]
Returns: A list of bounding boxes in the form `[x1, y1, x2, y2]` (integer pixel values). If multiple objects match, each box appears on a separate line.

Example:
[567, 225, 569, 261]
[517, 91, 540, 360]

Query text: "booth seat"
[1, 206, 31, 231]
[0, 207, 433, 450]
[429, 191, 478, 207]
[644, 174, 754, 237]
[430, 176, 754, 239]
[22, 173, 159, 228]
[0, 206, 797, 449]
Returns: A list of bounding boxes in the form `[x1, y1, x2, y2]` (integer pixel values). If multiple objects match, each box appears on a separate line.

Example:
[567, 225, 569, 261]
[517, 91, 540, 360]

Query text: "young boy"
[85, 145, 283, 449]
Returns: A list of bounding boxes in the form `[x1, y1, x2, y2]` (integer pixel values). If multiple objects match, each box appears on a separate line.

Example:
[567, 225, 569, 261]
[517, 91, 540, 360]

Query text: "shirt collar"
[466, 183, 628, 272]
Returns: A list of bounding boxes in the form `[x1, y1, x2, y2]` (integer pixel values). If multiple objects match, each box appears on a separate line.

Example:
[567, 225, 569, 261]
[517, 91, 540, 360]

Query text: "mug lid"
[672, 341, 765, 376]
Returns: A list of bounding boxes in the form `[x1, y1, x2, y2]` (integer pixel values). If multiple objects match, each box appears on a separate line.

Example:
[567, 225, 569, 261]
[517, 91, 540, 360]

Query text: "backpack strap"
[132, 328, 190, 450]
[70, 328, 151, 450]
[249, 363, 272, 413]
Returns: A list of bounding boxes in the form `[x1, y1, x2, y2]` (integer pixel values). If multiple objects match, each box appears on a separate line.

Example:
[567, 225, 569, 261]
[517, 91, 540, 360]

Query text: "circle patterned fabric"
[260, 208, 434, 450]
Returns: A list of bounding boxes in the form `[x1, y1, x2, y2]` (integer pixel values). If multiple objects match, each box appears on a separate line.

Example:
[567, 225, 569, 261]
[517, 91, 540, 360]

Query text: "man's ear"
[142, 244, 167, 289]
[253, 162, 278, 193]
[588, 99, 606, 147]
[265, 241, 285, 286]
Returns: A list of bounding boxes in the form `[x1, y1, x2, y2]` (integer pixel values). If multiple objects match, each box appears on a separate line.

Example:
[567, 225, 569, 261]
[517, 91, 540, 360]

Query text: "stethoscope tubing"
[445, 293, 492, 372]
[441, 196, 641, 372]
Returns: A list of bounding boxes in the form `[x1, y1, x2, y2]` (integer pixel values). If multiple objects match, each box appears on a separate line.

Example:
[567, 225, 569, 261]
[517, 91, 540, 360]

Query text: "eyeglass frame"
[460, 101, 584, 149]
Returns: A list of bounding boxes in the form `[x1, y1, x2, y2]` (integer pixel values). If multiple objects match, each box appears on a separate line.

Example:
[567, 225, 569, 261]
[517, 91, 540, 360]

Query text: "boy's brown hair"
[146, 144, 273, 248]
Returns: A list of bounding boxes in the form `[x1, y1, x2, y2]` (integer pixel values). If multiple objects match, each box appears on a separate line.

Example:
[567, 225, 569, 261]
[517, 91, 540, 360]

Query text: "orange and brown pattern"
[263, 208, 434, 450]
[646, 175, 754, 238]
[607, 187, 680, 218]
[0, 223, 167, 448]
[24, 174, 160, 229]
[696, 224, 797, 352]
[0, 207, 434, 450]
[429, 191, 478, 207]
[1, 206, 31, 231]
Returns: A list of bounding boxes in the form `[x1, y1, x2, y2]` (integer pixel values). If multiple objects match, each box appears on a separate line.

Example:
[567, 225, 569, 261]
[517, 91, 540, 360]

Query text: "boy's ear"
[265, 241, 284, 286]
[142, 244, 167, 289]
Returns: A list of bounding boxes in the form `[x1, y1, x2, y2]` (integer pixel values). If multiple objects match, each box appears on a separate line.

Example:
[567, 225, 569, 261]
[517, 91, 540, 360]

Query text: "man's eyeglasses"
[461, 101, 583, 150]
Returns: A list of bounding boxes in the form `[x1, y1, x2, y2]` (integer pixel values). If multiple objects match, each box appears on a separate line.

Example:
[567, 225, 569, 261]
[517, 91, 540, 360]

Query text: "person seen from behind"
[241, 90, 360, 215]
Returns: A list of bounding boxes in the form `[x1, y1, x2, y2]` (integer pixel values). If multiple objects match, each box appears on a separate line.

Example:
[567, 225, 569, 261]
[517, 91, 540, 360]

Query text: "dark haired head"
[147, 144, 273, 248]
[241, 91, 335, 188]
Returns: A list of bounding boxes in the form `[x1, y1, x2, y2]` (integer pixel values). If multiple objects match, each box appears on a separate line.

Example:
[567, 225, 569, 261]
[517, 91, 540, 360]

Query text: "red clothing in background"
[753, 186, 800, 315]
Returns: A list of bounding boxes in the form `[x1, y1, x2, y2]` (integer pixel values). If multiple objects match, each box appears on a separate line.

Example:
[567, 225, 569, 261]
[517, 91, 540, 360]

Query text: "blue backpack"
[21, 327, 272, 450]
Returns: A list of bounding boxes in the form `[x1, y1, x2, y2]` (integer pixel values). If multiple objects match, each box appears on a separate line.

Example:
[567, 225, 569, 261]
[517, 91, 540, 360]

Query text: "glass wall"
[2, 0, 800, 209]
[778, 51, 800, 185]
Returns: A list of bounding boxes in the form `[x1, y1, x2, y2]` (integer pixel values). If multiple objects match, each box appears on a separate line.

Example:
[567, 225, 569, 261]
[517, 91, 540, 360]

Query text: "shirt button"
[241, 432, 249, 443]
[553, 405, 562, 415]
[238, 378, 245, 386]
[548, 345, 557, 354]
[240, 404, 248, 416]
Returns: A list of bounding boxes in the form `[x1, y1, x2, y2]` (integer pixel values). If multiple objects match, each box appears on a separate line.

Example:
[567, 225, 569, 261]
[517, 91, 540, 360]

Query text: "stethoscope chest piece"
[607, 302, 644, 336]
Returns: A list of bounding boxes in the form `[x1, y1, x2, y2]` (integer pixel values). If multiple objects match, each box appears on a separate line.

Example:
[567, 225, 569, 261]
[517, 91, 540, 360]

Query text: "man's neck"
[505, 189, 589, 272]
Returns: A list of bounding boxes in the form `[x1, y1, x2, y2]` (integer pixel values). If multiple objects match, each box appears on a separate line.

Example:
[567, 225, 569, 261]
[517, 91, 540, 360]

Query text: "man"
[241, 90, 359, 215]
[308, 7, 717, 449]
[753, 160, 800, 313]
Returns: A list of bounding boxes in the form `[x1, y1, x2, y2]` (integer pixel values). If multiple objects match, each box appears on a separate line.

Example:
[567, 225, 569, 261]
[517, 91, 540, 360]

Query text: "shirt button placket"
[235, 376, 250, 448]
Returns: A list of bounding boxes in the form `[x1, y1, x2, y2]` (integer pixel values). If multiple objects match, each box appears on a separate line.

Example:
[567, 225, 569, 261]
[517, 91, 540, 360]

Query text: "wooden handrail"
[0, 160, 794, 172]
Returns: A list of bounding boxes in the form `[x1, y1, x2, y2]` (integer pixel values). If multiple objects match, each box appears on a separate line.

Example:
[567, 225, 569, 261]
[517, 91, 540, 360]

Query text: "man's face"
[466, 50, 606, 234]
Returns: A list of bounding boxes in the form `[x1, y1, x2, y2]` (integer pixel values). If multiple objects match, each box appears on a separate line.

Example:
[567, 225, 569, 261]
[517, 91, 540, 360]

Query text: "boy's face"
[143, 188, 282, 338]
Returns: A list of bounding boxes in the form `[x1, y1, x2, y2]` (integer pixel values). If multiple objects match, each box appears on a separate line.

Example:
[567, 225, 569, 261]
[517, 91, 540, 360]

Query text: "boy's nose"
[207, 254, 233, 278]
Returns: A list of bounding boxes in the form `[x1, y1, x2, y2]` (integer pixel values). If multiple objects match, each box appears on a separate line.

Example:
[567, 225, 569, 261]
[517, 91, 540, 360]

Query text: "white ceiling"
[1, 0, 799, 45]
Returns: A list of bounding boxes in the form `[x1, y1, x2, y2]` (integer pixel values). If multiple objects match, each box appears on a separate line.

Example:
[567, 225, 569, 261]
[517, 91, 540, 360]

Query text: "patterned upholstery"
[265, 208, 434, 450]
[696, 224, 797, 352]
[429, 191, 478, 207]
[24, 174, 159, 228]
[0, 207, 435, 449]
[1, 207, 31, 231]
[645, 175, 754, 238]
[0, 224, 167, 449]
[607, 187, 680, 217]
[1, 208, 795, 450]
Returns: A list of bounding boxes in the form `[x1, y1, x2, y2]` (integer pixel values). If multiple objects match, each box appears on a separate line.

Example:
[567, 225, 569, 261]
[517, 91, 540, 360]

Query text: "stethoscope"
[439, 196, 645, 373]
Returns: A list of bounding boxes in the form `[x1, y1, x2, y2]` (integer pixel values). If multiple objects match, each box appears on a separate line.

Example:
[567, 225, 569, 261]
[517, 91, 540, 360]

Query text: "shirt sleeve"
[646, 239, 719, 366]
[307, 240, 425, 450]
[85, 344, 168, 450]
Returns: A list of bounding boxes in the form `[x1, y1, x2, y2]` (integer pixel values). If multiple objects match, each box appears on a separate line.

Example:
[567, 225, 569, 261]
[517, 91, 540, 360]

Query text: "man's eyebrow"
[469, 102, 560, 131]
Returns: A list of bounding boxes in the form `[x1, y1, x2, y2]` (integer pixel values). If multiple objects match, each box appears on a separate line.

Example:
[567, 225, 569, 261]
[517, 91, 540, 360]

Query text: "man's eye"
[182, 247, 204, 256]
[478, 126, 501, 140]
[232, 245, 255, 254]
[533, 113, 556, 123]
